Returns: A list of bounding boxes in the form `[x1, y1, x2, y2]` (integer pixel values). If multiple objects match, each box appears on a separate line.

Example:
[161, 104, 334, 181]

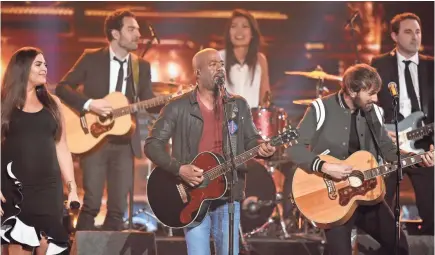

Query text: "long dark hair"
[224, 9, 263, 87]
[1, 47, 62, 141]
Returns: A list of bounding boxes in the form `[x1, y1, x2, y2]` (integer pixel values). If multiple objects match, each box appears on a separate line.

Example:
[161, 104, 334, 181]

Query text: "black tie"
[403, 60, 420, 112]
[114, 57, 126, 92]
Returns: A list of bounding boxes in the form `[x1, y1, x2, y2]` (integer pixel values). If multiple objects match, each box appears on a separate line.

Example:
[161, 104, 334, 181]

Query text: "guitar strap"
[364, 110, 386, 164]
[131, 54, 140, 103]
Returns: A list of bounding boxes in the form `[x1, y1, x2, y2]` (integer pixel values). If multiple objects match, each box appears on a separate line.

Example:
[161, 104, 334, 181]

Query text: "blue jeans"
[184, 201, 240, 255]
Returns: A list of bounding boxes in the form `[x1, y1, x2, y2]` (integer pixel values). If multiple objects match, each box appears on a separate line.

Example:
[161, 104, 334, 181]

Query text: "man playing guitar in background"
[286, 63, 433, 255]
[144, 48, 275, 255]
[56, 9, 159, 231]
[371, 12, 434, 235]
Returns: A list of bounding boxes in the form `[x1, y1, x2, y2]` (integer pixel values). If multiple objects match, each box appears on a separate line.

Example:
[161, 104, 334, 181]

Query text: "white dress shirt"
[83, 46, 130, 110]
[396, 51, 420, 118]
[218, 50, 262, 108]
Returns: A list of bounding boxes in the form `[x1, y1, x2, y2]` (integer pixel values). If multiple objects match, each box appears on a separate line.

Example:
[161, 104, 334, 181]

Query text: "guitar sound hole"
[90, 121, 115, 138]
[99, 114, 113, 123]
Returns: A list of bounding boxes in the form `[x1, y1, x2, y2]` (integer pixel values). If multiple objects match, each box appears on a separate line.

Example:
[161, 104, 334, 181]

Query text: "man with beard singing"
[286, 63, 433, 255]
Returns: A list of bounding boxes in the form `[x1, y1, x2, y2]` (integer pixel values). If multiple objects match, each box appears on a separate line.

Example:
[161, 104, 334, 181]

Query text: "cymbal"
[293, 99, 316, 105]
[285, 70, 342, 81]
[152, 81, 190, 95]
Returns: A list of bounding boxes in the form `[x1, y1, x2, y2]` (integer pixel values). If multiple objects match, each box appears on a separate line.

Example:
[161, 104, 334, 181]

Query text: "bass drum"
[241, 160, 283, 234]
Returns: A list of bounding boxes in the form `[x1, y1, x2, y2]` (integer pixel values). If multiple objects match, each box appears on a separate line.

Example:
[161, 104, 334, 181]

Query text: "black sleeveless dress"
[1, 108, 68, 253]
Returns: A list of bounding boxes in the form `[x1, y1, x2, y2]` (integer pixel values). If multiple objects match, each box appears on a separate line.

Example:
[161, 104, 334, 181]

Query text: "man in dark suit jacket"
[371, 12, 434, 235]
[56, 9, 158, 231]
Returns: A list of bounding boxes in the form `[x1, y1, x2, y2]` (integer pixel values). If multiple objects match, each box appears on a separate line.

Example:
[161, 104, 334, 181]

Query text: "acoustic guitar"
[291, 150, 429, 229]
[147, 125, 299, 228]
[62, 88, 193, 154]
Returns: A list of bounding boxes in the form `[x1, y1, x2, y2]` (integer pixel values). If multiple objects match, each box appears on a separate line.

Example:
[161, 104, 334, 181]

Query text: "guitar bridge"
[177, 184, 188, 204]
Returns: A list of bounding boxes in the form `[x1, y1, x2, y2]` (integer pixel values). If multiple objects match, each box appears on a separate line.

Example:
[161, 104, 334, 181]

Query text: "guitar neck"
[363, 153, 425, 180]
[204, 140, 298, 180]
[406, 123, 434, 141]
[204, 146, 260, 180]
[111, 94, 173, 118]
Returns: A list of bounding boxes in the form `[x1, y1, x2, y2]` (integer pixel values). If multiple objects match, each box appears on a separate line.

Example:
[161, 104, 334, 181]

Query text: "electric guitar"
[147, 125, 299, 228]
[291, 150, 430, 229]
[62, 88, 193, 154]
[384, 111, 434, 154]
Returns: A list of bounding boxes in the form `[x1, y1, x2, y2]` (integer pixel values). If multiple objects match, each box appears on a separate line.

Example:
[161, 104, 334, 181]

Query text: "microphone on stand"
[148, 23, 160, 44]
[388, 82, 399, 99]
[140, 23, 160, 58]
[214, 71, 227, 98]
[344, 11, 360, 29]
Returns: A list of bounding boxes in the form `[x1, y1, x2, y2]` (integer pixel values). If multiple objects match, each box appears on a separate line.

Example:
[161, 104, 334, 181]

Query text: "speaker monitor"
[70, 231, 157, 255]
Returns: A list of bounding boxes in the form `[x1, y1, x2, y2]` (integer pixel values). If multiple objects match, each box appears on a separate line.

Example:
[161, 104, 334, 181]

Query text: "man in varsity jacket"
[286, 64, 434, 255]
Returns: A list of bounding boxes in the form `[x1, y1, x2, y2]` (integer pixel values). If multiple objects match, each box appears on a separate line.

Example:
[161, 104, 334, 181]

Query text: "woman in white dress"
[219, 9, 271, 108]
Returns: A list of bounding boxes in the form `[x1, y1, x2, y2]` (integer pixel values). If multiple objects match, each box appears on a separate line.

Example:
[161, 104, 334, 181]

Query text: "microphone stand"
[347, 13, 360, 64]
[220, 86, 238, 255]
[392, 96, 403, 255]
[127, 24, 160, 231]
[140, 36, 157, 59]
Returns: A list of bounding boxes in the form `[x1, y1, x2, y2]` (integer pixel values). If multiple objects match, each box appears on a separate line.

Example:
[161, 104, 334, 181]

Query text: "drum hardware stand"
[243, 218, 274, 238]
[239, 223, 255, 255]
[242, 194, 290, 239]
[167, 227, 173, 237]
[314, 65, 328, 99]
[274, 192, 291, 239]
[267, 165, 290, 239]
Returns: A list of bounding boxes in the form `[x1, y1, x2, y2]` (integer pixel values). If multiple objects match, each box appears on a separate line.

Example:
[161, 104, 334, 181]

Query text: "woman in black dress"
[1, 47, 80, 255]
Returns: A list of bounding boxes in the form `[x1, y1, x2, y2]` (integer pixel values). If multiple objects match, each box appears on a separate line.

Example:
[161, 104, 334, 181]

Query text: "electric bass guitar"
[62, 87, 193, 154]
[291, 150, 430, 229]
[384, 111, 434, 154]
[147, 125, 299, 228]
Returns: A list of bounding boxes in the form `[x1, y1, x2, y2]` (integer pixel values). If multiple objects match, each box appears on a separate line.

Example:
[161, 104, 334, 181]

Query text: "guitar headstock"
[270, 124, 299, 147]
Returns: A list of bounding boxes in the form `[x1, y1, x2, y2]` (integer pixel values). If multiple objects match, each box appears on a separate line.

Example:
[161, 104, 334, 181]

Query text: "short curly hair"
[342, 64, 382, 94]
[104, 9, 136, 41]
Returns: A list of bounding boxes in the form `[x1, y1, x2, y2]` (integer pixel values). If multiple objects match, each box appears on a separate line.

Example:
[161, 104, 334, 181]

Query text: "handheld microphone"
[388, 82, 399, 99]
[70, 201, 81, 210]
[344, 11, 360, 29]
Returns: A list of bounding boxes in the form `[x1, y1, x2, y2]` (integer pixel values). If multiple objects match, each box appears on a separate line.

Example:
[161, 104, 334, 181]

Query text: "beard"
[353, 96, 374, 112]
[118, 39, 138, 52]
[199, 78, 221, 118]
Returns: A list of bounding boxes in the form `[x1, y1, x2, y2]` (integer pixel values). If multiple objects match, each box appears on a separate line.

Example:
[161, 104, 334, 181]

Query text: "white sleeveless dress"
[219, 50, 262, 108]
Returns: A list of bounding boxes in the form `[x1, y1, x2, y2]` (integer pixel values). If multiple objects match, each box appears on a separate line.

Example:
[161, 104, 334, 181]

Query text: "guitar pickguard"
[90, 121, 115, 138]
[323, 174, 337, 200]
[338, 179, 378, 206]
